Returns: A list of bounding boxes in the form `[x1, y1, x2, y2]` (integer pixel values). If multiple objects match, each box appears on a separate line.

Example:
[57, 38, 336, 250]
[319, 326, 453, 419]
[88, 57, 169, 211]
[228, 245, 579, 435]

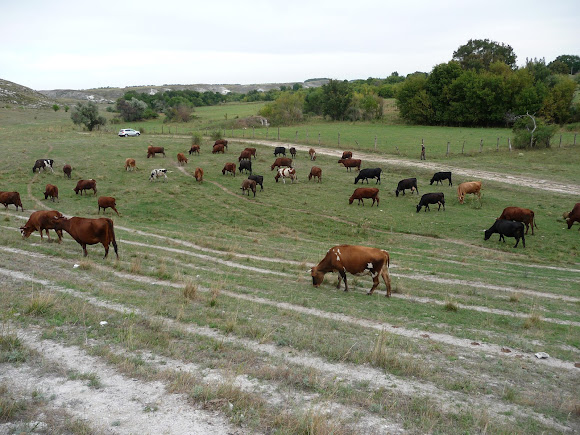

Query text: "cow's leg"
[514, 237, 520, 248]
[521, 234, 525, 248]
[381, 267, 392, 297]
[103, 243, 109, 259]
[337, 270, 348, 291]
[56, 230, 63, 243]
[112, 206, 119, 216]
[82, 244, 88, 257]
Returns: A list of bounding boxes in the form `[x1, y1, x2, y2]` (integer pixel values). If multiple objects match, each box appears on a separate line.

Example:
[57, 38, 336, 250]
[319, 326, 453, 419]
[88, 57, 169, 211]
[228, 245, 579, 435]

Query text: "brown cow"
[238, 150, 253, 161]
[147, 146, 166, 158]
[565, 203, 580, 230]
[44, 184, 59, 202]
[63, 164, 72, 179]
[341, 151, 353, 160]
[457, 181, 482, 204]
[309, 148, 316, 161]
[290, 147, 297, 158]
[189, 145, 200, 155]
[349, 188, 379, 206]
[308, 166, 322, 183]
[98, 196, 119, 216]
[275, 167, 296, 184]
[74, 179, 97, 196]
[212, 144, 225, 154]
[214, 139, 228, 149]
[498, 207, 537, 235]
[124, 158, 137, 171]
[311, 245, 391, 297]
[240, 179, 257, 197]
[243, 147, 257, 158]
[177, 153, 188, 166]
[51, 216, 118, 259]
[270, 157, 293, 171]
[222, 163, 236, 176]
[338, 158, 361, 172]
[194, 167, 204, 183]
[0, 191, 23, 211]
[20, 210, 64, 242]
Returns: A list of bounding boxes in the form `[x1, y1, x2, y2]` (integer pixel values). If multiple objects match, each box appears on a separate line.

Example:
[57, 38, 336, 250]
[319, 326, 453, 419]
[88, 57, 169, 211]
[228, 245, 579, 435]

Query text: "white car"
[118, 128, 140, 137]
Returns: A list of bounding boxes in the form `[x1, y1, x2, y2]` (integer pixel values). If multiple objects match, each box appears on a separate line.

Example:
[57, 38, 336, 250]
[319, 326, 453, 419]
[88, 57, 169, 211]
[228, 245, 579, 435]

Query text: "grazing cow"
[354, 168, 382, 185]
[98, 196, 119, 216]
[457, 181, 482, 204]
[51, 216, 118, 259]
[311, 245, 391, 297]
[349, 188, 379, 206]
[32, 159, 54, 174]
[222, 163, 236, 176]
[177, 153, 188, 166]
[416, 193, 445, 213]
[484, 219, 525, 248]
[309, 148, 316, 161]
[275, 167, 296, 184]
[274, 146, 286, 157]
[194, 167, 204, 183]
[338, 158, 361, 172]
[149, 169, 168, 182]
[124, 158, 136, 171]
[270, 157, 293, 171]
[212, 144, 225, 154]
[73, 179, 97, 195]
[0, 191, 24, 211]
[565, 203, 580, 230]
[308, 166, 322, 183]
[243, 147, 257, 158]
[44, 184, 59, 202]
[214, 139, 228, 149]
[395, 178, 419, 197]
[63, 164, 72, 178]
[498, 207, 537, 235]
[240, 179, 257, 197]
[20, 210, 64, 243]
[290, 147, 297, 158]
[248, 174, 264, 190]
[238, 160, 252, 175]
[430, 171, 452, 186]
[341, 151, 353, 160]
[147, 146, 166, 158]
[238, 150, 253, 161]
[189, 145, 200, 155]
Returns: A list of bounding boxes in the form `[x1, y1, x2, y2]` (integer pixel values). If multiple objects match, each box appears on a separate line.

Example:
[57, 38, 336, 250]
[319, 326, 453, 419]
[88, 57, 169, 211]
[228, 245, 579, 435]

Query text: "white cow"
[149, 168, 168, 182]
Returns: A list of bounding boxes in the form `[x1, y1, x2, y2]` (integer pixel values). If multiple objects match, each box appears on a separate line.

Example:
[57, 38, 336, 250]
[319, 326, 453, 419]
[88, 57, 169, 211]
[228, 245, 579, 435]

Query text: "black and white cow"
[395, 178, 419, 197]
[149, 168, 168, 182]
[32, 159, 54, 174]
[484, 219, 525, 248]
[354, 168, 382, 184]
[274, 146, 286, 157]
[238, 160, 252, 175]
[430, 171, 452, 186]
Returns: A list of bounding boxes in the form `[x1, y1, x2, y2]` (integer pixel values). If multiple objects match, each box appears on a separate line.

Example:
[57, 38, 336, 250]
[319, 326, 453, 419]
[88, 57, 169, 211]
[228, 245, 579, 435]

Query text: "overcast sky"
[2, 0, 578, 90]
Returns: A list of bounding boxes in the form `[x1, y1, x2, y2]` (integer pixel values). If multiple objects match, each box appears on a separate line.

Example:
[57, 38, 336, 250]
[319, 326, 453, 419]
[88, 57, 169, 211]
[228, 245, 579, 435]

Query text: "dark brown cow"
[243, 147, 257, 158]
[51, 216, 118, 259]
[44, 184, 59, 202]
[240, 179, 257, 197]
[290, 147, 297, 158]
[147, 146, 166, 158]
[124, 158, 136, 171]
[98, 196, 119, 216]
[74, 179, 97, 196]
[189, 145, 200, 155]
[565, 203, 580, 230]
[63, 164, 72, 178]
[177, 153, 188, 166]
[20, 210, 64, 242]
[498, 207, 537, 235]
[214, 139, 228, 149]
[338, 158, 361, 172]
[311, 245, 391, 297]
[349, 188, 379, 206]
[194, 167, 204, 183]
[238, 150, 253, 161]
[270, 157, 293, 171]
[222, 163, 236, 176]
[308, 166, 322, 183]
[309, 148, 316, 161]
[0, 191, 23, 211]
[212, 144, 225, 154]
[341, 151, 353, 160]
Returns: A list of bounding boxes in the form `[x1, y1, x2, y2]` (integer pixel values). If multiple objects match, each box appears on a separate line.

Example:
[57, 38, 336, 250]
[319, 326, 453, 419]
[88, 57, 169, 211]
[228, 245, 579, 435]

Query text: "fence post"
[266, 126, 269, 139]
[318, 133, 321, 146]
[374, 135, 377, 150]
[508, 137, 512, 151]
[479, 139, 483, 153]
[462, 141, 465, 154]
[574, 133, 577, 145]
[223, 128, 225, 137]
[338, 132, 340, 146]
[496, 137, 499, 151]
[252, 126, 255, 138]
[446, 142, 450, 156]
[231, 127, 234, 137]
[295, 130, 298, 141]
[306, 129, 309, 144]
[277, 127, 280, 140]
[559, 134, 562, 148]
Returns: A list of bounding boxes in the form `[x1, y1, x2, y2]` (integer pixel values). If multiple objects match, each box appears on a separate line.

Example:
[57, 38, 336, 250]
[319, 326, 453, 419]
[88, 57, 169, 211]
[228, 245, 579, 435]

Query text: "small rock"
[534, 352, 549, 359]
[100, 321, 108, 326]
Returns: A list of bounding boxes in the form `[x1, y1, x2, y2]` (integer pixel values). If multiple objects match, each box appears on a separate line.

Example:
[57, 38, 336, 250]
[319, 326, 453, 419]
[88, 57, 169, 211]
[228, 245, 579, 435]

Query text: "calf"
[349, 188, 379, 206]
[20, 210, 64, 242]
[395, 178, 419, 197]
[243, 147, 257, 158]
[147, 146, 166, 158]
[240, 179, 257, 197]
[98, 196, 119, 216]
[238, 150, 253, 161]
[124, 158, 136, 171]
[177, 153, 188, 166]
[308, 166, 322, 183]
[498, 207, 537, 235]
[212, 144, 225, 154]
[270, 157, 293, 171]
[248, 174, 264, 190]
[457, 181, 482, 204]
[194, 167, 204, 183]
[214, 139, 228, 149]
[416, 193, 445, 212]
[32, 159, 54, 174]
[354, 168, 382, 185]
[274, 146, 286, 157]
[289, 147, 297, 158]
[63, 164, 72, 178]
[275, 167, 296, 184]
[222, 163, 236, 176]
[430, 171, 452, 186]
[51, 215, 118, 259]
[484, 219, 525, 248]
[309, 148, 316, 161]
[0, 191, 24, 211]
[44, 184, 59, 202]
[73, 179, 97, 195]
[189, 145, 200, 155]
[238, 160, 252, 175]
[338, 158, 361, 172]
[565, 203, 580, 230]
[149, 169, 168, 182]
[341, 151, 353, 160]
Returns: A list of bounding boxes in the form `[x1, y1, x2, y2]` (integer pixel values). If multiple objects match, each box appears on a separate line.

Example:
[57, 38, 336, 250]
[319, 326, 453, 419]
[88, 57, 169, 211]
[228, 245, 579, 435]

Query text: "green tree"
[70, 101, 106, 131]
[321, 79, 352, 121]
[426, 61, 462, 124]
[551, 55, 580, 75]
[548, 60, 570, 75]
[395, 74, 432, 124]
[258, 92, 304, 125]
[52, 104, 60, 112]
[303, 87, 324, 115]
[116, 97, 149, 122]
[539, 76, 577, 124]
[453, 39, 517, 71]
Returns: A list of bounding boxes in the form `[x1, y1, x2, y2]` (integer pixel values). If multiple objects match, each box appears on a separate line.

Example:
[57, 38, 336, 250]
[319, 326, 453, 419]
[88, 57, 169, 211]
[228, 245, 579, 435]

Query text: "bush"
[513, 119, 557, 149]
[210, 130, 223, 141]
[191, 133, 202, 146]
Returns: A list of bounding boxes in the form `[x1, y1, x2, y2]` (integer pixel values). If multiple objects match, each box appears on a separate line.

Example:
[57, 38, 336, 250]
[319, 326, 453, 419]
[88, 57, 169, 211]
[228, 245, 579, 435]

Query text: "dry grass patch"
[444, 300, 459, 312]
[183, 281, 198, 301]
[523, 312, 543, 329]
[24, 293, 55, 317]
[130, 258, 141, 274]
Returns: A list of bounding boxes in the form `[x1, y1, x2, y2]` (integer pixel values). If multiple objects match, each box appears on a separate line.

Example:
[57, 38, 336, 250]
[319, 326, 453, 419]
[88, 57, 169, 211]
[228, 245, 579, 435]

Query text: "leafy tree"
[70, 101, 106, 131]
[552, 55, 580, 74]
[539, 76, 577, 124]
[426, 61, 462, 123]
[548, 60, 570, 75]
[321, 80, 352, 121]
[512, 115, 556, 149]
[116, 97, 149, 122]
[395, 74, 432, 124]
[453, 39, 517, 71]
[258, 92, 304, 125]
[164, 104, 192, 123]
[52, 104, 60, 112]
[303, 87, 324, 116]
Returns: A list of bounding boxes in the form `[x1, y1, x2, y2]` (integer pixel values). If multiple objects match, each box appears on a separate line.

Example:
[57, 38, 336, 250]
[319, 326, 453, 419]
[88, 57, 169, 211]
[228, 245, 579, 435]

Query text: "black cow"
[274, 147, 286, 157]
[395, 178, 419, 197]
[484, 219, 525, 248]
[248, 174, 264, 190]
[430, 171, 452, 186]
[289, 147, 297, 158]
[32, 159, 54, 173]
[238, 160, 252, 175]
[416, 193, 445, 213]
[354, 168, 382, 184]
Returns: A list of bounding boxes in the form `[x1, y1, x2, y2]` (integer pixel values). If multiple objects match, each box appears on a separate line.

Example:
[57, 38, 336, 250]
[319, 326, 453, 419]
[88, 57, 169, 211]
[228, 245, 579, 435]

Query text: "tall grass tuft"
[24, 293, 55, 317]
[0, 333, 28, 363]
[444, 300, 459, 312]
[183, 281, 198, 301]
[523, 312, 542, 329]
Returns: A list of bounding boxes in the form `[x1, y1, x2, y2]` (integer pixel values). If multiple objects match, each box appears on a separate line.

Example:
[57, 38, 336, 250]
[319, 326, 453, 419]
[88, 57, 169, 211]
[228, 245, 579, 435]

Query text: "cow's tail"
[532, 212, 538, 229]
[107, 218, 119, 259]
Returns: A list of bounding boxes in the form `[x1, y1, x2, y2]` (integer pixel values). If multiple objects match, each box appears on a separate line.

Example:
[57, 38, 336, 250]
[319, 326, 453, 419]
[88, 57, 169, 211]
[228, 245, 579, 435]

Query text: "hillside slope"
[0, 78, 55, 108]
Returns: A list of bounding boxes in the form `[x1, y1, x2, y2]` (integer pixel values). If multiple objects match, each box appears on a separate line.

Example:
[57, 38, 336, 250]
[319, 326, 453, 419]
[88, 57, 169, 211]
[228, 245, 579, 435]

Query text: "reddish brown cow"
[189, 145, 200, 155]
[240, 179, 257, 197]
[0, 191, 23, 211]
[308, 166, 322, 183]
[124, 158, 136, 171]
[222, 163, 236, 176]
[498, 207, 537, 235]
[44, 184, 59, 202]
[51, 216, 118, 259]
[311, 245, 392, 297]
[238, 150, 253, 161]
[20, 210, 64, 242]
[349, 188, 379, 206]
[565, 203, 580, 230]
[243, 147, 257, 158]
[457, 181, 482, 204]
[147, 146, 166, 158]
[214, 139, 228, 149]
[338, 158, 361, 172]
[98, 196, 119, 216]
[194, 167, 204, 183]
[177, 153, 188, 166]
[309, 148, 316, 161]
[74, 179, 97, 196]
[341, 151, 353, 160]
[270, 157, 293, 171]
[63, 164, 72, 178]
[212, 144, 225, 154]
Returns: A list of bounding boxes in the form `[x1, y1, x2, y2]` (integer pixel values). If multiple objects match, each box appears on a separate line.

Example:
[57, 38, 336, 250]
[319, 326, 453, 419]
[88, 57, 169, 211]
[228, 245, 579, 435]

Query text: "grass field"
[0, 106, 579, 434]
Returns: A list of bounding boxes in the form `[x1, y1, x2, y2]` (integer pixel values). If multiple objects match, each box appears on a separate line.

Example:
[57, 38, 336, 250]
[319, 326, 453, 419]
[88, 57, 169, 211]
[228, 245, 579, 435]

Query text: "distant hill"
[0, 79, 56, 108]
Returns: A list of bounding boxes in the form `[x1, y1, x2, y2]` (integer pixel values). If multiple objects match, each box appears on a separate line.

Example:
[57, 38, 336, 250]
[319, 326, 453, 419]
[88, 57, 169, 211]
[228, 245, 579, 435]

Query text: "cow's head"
[20, 225, 33, 239]
[483, 229, 493, 240]
[416, 204, 422, 213]
[310, 267, 324, 287]
[395, 189, 400, 197]
[50, 215, 68, 230]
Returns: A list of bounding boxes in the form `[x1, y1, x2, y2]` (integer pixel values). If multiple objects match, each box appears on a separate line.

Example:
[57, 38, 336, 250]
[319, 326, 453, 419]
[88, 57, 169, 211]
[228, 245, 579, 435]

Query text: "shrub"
[191, 133, 202, 146]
